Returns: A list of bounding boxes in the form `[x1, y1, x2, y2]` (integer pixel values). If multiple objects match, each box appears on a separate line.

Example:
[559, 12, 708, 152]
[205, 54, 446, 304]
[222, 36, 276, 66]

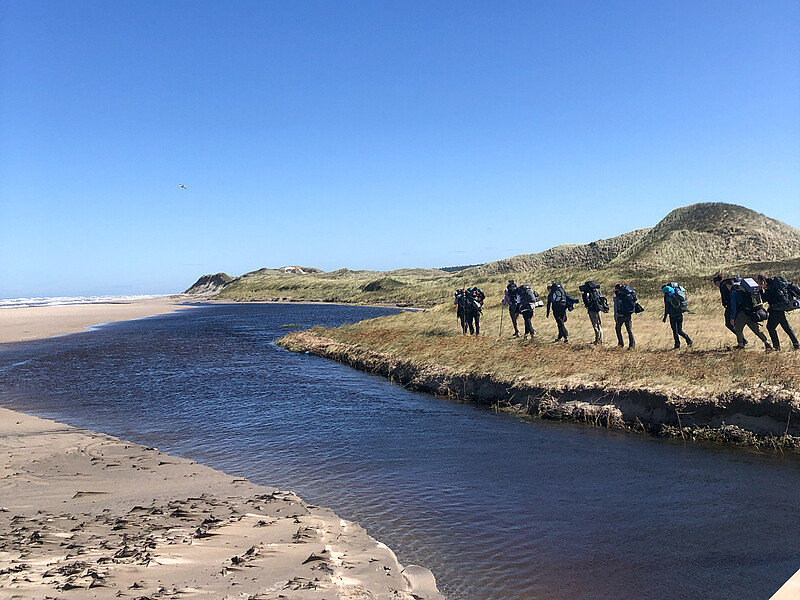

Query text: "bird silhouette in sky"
[179, 184, 187, 190]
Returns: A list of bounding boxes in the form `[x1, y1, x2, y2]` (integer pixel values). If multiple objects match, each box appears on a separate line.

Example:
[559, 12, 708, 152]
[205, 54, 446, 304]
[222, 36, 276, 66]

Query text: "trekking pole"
[499, 303, 504, 338]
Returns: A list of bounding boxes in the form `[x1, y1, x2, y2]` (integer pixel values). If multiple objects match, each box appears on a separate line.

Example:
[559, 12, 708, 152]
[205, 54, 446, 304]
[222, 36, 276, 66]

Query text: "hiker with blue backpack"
[758, 274, 800, 351]
[661, 283, 693, 349]
[613, 284, 639, 349]
[546, 282, 578, 343]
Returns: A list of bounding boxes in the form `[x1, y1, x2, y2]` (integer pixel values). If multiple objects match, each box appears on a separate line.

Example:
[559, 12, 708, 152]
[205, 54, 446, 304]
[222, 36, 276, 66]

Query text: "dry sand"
[0, 408, 443, 599]
[0, 297, 192, 344]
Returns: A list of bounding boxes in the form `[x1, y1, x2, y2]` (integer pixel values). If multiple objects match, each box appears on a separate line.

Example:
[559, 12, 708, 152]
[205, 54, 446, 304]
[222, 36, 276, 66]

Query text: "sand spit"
[0, 408, 443, 599]
[278, 330, 800, 451]
[0, 298, 192, 344]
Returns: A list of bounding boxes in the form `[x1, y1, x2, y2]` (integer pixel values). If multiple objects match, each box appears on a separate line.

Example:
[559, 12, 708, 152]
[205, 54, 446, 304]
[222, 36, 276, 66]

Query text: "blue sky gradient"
[2, 1, 799, 296]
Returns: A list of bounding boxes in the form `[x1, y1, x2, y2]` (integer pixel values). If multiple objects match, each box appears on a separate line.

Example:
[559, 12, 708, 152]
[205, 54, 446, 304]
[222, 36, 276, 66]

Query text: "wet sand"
[0, 408, 443, 599]
[0, 297, 191, 343]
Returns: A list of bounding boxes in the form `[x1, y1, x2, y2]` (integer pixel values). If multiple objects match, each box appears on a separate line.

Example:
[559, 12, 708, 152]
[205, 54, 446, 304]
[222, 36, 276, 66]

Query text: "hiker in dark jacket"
[714, 274, 746, 344]
[613, 284, 636, 349]
[661, 283, 693, 349]
[546, 283, 571, 343]
[758, 275, 800, 350]
[502, 280, 521, 337]
[514, 285, 537, 339]
[727, 279, 771, 350]
[580, 281, 606, 345]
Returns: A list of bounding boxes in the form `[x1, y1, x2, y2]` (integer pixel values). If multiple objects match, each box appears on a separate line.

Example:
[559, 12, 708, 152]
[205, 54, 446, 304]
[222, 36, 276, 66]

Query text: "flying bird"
[179, 184, 187, 190]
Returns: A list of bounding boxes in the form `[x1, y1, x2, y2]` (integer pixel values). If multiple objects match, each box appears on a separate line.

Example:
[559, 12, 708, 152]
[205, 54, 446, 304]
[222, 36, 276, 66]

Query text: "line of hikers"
[453, 274, 800, 351]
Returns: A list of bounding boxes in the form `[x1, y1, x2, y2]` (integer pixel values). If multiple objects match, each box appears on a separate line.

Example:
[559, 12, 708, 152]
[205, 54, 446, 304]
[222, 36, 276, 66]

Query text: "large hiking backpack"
[667, 282, 688, 313]
[550, 284, 567, 308]
[736, 278, 767, 321]
[767, 277, 799, 311]
[580, 281, 609, 313]
[468, 287, 485, 310]
[619, 285, 637, 315]
[518, 285, 537, 313]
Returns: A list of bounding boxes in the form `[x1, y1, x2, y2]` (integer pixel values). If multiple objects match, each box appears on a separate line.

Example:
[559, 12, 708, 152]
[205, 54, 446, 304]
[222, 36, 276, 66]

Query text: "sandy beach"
[0, 297, 194, 344]
[0, 303, 443, 599]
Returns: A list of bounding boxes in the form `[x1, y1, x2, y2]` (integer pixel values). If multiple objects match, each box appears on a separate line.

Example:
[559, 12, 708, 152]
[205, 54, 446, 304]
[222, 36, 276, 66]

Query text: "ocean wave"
[0, 295, 164, 309]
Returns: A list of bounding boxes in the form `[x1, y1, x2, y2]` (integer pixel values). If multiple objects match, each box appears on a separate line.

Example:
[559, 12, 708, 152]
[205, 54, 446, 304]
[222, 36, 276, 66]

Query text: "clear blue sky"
[2, 1, 799, 297]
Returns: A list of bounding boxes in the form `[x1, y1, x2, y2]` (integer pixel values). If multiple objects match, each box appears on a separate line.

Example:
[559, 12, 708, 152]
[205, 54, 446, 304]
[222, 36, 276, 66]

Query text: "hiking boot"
[673, 345, 680, 350]
[513, 332, 519, 338]
[765, 344, 773, 351]
[687, 339, 693, 347]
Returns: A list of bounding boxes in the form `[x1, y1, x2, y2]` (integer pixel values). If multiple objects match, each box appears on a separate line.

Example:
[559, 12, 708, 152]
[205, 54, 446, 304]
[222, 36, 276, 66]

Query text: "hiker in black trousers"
[714, 274, 746, 344]
[546, 283, 569, 343]
[502, 280, 521, 337]
[515, 285, 537, 339]
[661, 284, 693, 349]
[613, 284, 636, 349]
[759, 275, 800, 350]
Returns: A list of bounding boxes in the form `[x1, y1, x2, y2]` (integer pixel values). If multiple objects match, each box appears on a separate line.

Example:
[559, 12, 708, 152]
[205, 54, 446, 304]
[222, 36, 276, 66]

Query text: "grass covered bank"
[278, 275, 800, 451]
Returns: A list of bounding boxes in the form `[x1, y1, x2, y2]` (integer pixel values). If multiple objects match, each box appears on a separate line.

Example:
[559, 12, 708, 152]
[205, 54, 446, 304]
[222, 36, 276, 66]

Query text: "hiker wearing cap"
[662, 283, 693, 349]
[758, 274, 800, 351]
[502, 280, 521, 337]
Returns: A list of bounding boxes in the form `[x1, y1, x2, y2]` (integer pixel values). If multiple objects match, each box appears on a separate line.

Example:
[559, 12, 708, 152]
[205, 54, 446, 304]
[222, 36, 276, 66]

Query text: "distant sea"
[0, 295, 164, 309]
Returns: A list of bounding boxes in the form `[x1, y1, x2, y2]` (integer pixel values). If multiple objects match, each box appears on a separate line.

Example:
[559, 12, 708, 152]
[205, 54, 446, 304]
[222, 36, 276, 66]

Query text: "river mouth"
[1, 303, 798, 600]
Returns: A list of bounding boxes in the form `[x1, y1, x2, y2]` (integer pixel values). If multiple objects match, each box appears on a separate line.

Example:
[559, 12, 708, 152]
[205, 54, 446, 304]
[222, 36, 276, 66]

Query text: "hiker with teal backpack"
[662, 282, 693, 349]
[727, 277, 771, 351]
[758, 274, 800, 350]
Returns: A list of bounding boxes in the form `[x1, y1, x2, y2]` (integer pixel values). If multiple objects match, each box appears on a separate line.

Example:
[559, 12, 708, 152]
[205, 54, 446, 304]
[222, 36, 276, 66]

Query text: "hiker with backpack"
[546, 282, 578, 343]
[713, 274, 746, 344]
[464, 286, 485, 335]
[579, 281, 608, 345]
[502, 280, 521, 337]
[758, 275, 800, 350]
[661, 282, 693, 349]
[514, 284, 538, 339]
[727, 277, 771, 350]
[613, 284, 638, 349]
[454, 288, 468, 333]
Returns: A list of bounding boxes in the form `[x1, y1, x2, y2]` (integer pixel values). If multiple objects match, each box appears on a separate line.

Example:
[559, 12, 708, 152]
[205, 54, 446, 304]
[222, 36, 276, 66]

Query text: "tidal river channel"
[1, 303, 798, 599]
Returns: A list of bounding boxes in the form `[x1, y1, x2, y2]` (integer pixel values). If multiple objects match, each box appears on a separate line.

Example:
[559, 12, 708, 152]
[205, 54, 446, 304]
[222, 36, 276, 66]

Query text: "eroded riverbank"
[278, 329, 800, 450]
